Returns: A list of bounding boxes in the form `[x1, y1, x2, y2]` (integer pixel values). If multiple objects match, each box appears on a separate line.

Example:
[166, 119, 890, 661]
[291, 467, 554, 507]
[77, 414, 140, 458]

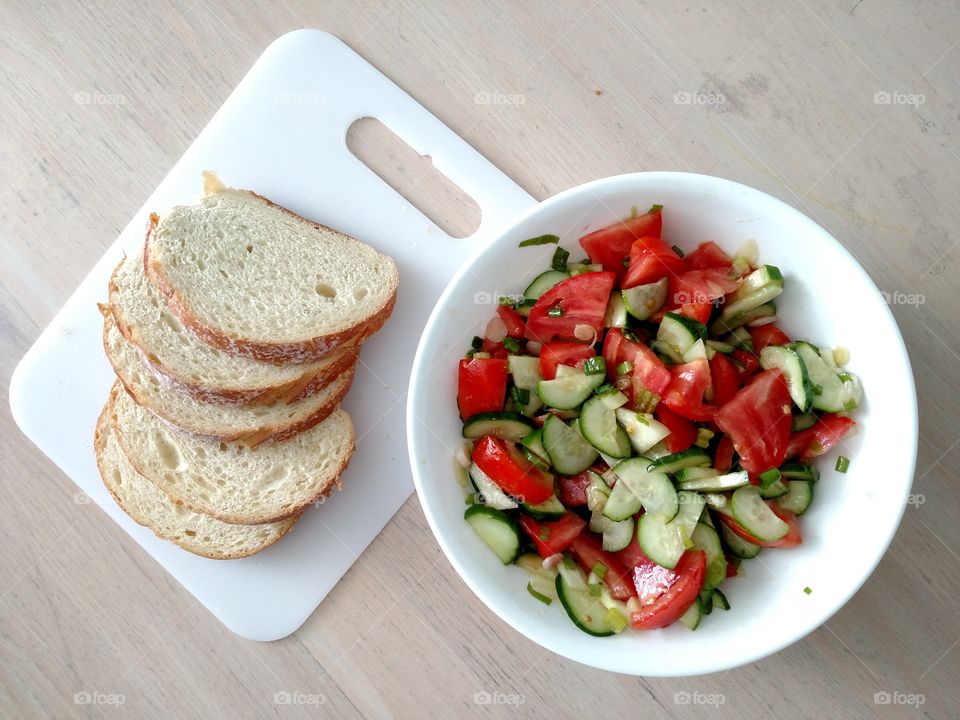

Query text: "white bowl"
[407, 172, 917, 676]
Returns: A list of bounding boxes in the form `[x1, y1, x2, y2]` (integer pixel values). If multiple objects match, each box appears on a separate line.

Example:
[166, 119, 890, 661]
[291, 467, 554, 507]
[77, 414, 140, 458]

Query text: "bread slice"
[109, 382, 355, 524]
[108, 249, 360, 405]
[94, 396, 298, 559]
[143, 173, 399, 363]
[103, 312, 355, 446]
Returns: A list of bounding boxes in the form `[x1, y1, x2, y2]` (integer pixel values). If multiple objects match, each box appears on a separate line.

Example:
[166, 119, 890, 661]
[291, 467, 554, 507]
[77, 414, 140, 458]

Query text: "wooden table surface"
[2, 1, 958, 718]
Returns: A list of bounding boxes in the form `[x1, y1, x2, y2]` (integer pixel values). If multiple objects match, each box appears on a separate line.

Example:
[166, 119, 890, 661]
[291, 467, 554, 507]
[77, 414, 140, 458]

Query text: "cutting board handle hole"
[347, 117, 481, 238]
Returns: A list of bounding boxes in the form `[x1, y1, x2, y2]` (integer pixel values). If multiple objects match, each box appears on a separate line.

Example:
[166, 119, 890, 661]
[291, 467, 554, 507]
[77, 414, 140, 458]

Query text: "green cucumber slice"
[607, 457, 678, 520]
[538, 370, 605, 410]
[556, 561, 617, 636]
[655, 312, 707, 362]
[524, 270, 569, 300]
[776, 480, 813, 515]
[468, 464, 518, 510]
[647, 448, 711, 474]
[678, 470, 749, 492]
[719, 520, 761, 558]
[462, 412, 536, 441]
[636, 491, 705, 569]
[760, 345, 813, 412]
[678, 600, 702, 630]
[691, 522, 726, 590]
[522, 494, 566, 520]
[542, 414, 598, 474]
[614, 407, 671, 454]
[622, 278, 668, 321]
[730, 486, 789, 542]
[579, 396, 631, 457]
[464, 504, 520, 563]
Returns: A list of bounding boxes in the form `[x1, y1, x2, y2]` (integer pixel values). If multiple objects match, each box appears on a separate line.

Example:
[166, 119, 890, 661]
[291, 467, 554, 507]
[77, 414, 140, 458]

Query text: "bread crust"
[142, 191, 399, 363]
[94, 394, 300, 559]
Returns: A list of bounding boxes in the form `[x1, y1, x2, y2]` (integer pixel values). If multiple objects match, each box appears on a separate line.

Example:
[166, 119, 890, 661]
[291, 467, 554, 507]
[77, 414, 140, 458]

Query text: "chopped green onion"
[803, 586, 813, 595]
[511, 386, 530, 405]
[616, 360, 633, 375]
[594, 383, 618, 396]
[758, 468, 781, 487]
[519, 234, 560, 247]
[622, 257, 630, 267]
[588, 582, 603, 597]
[547, 306, 564, 318]
[811, 383, 823, 396]
[672, 244, 685, 257]
[465, 494, 475, 505]
[633, 387, 660, 413]
[648, 204, 663, 213]
[551, 246, 570, 273]
[503, 336, 521, 353]
[605, 607, 628, 633]
[695, 428, 715, 449]
[591, 561, 608, 579]
[527, 582, 553, 605]
[835, 456, 850, 473]
[837, 372, 853, 383]
[843, 399, 858, 412]
[583, 356, 606, 376]
[630, 205, 638, 218]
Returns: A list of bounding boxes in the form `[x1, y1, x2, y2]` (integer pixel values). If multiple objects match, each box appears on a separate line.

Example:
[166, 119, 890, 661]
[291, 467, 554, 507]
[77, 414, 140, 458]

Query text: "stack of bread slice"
[94, 173, 398, 559]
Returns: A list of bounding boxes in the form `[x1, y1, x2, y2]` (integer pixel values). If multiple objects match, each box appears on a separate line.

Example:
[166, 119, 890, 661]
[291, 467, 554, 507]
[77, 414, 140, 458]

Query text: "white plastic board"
[9, 30, 535, 641]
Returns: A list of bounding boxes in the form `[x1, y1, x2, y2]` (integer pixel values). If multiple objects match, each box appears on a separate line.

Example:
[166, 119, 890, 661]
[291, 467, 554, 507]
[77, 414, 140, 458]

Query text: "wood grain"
[2, 1, 958, 718]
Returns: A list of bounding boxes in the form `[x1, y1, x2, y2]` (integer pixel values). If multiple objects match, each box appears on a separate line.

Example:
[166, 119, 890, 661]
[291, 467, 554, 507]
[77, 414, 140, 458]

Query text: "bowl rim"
[406, 170, 918, 676]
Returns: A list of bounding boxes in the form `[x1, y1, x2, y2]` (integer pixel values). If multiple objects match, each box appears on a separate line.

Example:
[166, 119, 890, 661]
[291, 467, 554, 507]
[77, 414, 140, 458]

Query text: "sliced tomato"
[557, 471, 592, 507]
[717, 504, 802, 548]
[786, 413, 856, 462]
[539, 341, 596, 380]
[714, 369, 792, 477]
[674, 269, 741, 306]
[655, 405, 697, 453]
[569, 532, 635, 601]
[731, 348, 760, 382]
[613, 534, 649, 574]
[525, 272, 615, 344]
[458, 358, 507, 419]
[684, 241, 732, 270]
[578, 207, 663, 278]
[676, 301, 712, 325]
[496, 304, 526, 338]
[629, 550, 706, 629]
[519, 511, 586, 558]
[749, 324, 791, 353]
[713, 435, 735, 472]
[622, 236, 686, 289]
[602, 329, 671, 402]
[661, 357, 715, 422]
[709, 352, 740, 406]
[472, 435, 554, 504]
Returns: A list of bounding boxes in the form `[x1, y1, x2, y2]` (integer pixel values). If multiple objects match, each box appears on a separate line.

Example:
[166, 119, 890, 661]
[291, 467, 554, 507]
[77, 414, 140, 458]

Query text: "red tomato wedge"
[656, 405, 698, 453]
[539, 341, 596, 380]
[684, 241, 732, 270]
[674, 269, 740, 305]
[717, 505, 802, 548]
[602, 329, 671, 401]
[661, 357, 716, 422]
[525, 272, 615, 344]
[557, 471, 592, 507]
[579, 208, 663, 278]
[676, 301, 712, 325]
[496, 304, 526, 338]
[622, 236, 686, 289]
[786, 413, 856, 462]
[458, 358, 507, 419]
[472, 435, 554, 505]
[519, 512, 586, 558]
[731, 348, 760, 382]
[749, 324, 791, 353]
[709, 352, 740, 406]
[629, 550, 706, 629]
[613, 534, 650, 575]
[713, 435, 736, 472]
[569, 532, 636, 601]
[481, 338, 509, 358]
[714, 370, 792, 477]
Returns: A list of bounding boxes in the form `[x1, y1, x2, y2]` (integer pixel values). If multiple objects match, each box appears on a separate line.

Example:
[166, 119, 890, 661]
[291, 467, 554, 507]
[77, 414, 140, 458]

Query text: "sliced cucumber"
[719, 520, 761, 559]
[712, 589, 731, 611]
[508, 354, 541, 389]
[758, 476, 789, 499]
[524, 269, 569, 300]
[469, 464, 518, 510]
[703, 492, 732, 514]
[523, 495, 566, 521]
[760, 345, 813, 412]
[674, 467, 719, 482]
[681, 338, 708, 363]
[678, 470, 749, 493]
[712, 300, 778, 335]
[655, 312, 707, 362]
[699, 588, 714, 615]
[777, 480, 813, 515]
[538, 370, 605, 410]
[622, 278, 668, 321]
[601, 516, 635, 552]
[793, 341, 863, 412]
[706, 339, 735, 354]
[556, 561, 617, 636]
[520, 428, 550, 468]
[678, 600, 702, 630]
[542, 414, 598, 474]
[604, 291, 628, 328]
[730, 486, 789, 542]
[792, 412, 818, 431]
[691, 522, 727, 590]
[780, 462, 820, 483]
[464, 504, 520, 563]
[585, 471, 611, 512]
[462, 412, 536, 441]
[725, 326, 754, 350]
[579, 396, 631, 457]
[647, 448, 711, 474]
[637, 491, 705, 569]
[602, 460, 677, 522]
[715, 265, 784, 330]
[614, 408, 671, 454]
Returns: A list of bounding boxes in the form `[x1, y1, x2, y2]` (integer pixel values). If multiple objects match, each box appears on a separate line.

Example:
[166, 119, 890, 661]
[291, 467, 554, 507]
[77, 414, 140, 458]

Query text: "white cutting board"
[9, 30, 535, 641]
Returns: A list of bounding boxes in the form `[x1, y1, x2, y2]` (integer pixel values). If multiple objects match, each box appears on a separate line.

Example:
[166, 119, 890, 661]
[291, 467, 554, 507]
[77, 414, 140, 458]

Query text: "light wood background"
[2, 1, 959, 718]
